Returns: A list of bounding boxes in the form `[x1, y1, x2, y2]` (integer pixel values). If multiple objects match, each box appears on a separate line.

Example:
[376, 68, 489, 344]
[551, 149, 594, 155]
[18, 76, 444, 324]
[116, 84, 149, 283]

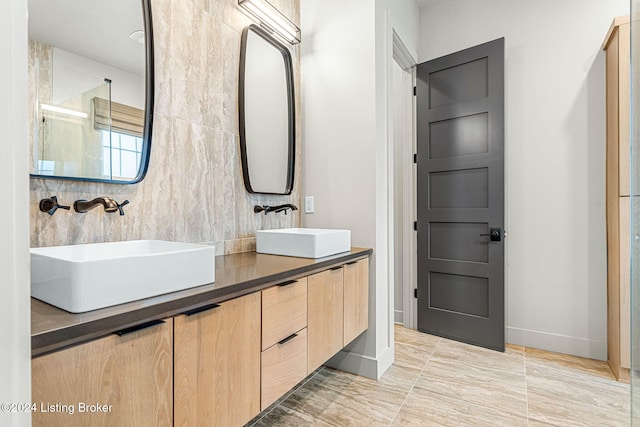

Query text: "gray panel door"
[416, 38, 505, 351]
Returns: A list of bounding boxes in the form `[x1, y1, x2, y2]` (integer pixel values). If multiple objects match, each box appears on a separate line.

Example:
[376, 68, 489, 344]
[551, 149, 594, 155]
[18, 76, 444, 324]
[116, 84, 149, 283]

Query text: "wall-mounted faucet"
[254, 204, 298, 215]
[39, 196, 71, 215]
[74, 197, 130, 216]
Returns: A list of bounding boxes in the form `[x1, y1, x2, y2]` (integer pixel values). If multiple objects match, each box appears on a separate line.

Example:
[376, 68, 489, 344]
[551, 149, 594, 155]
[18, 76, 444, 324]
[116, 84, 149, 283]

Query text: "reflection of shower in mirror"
[27, 0, 154, 184]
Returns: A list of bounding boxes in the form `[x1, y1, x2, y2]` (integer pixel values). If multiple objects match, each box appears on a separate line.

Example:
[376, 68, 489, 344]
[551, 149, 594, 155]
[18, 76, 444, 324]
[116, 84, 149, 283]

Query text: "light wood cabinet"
[307, 267, 344, 373]
[32, 318, 173, 427]
[260, 278, 308, 410]
[262, 278, 307, 350]
[174, 293, 261, 427]
[32, 254, 371, 427]
[343, 258, 369, 346]
[261, 328, 308, 410]
[604, 15, 630, 381]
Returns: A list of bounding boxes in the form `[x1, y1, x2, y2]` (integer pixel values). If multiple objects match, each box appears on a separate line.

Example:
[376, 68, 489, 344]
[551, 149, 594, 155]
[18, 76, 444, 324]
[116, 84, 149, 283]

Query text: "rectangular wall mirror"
[239, 24, 295, 195]
[28, 0, 154, 184]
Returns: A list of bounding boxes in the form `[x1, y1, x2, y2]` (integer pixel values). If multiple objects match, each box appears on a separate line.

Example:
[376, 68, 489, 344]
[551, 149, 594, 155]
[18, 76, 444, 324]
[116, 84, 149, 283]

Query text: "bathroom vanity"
[31, 248, 371, 426]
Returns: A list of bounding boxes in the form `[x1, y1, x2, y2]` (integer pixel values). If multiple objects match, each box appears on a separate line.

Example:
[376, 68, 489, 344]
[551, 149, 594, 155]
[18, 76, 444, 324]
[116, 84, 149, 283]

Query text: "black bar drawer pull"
[278, 333, 298, 345]
[329, 266, 343, 271]
[114, 319, 165, 337]
[345, 261, 357, 266]
[277, 280, 297, 287]
[182, 303, 221, 317]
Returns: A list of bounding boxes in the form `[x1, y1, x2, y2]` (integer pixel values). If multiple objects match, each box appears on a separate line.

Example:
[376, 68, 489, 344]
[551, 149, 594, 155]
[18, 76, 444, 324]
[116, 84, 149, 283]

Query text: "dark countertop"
[31, 247, 372, 357]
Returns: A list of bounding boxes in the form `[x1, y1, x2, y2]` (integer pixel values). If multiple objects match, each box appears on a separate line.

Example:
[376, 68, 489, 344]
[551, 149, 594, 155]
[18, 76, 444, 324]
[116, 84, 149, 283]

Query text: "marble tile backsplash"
[30, 0, 301, 255]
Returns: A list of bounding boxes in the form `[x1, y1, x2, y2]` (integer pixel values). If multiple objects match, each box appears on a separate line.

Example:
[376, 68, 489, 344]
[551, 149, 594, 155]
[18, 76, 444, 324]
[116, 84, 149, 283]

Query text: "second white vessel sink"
[31, 240, 215, 313]
[256, 228, 351, 258]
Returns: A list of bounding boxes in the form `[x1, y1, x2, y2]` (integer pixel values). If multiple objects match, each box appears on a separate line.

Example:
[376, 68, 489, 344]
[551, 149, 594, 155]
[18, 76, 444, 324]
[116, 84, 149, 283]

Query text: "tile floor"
[248, 325, 630, 427]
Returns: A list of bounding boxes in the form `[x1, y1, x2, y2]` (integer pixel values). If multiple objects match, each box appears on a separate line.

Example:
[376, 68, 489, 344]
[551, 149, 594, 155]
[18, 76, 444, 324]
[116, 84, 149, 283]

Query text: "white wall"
[0, 0, 32, 425]
[52, 47, 145, 109]
[301, 0, 418, 378]
[419, 0, 628, 359]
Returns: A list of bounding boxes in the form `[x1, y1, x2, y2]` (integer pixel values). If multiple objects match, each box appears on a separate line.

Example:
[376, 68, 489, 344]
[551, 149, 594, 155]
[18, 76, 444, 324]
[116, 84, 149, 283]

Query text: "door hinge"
[413, 153, 417, 164]
[413, 86, 417, 96]
[413, 221, 417, 231]
[414, 288, 418, 299]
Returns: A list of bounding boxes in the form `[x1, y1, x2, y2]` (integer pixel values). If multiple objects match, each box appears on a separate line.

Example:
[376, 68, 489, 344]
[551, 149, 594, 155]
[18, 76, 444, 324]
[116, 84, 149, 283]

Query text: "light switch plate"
[304, 196, 314, 214]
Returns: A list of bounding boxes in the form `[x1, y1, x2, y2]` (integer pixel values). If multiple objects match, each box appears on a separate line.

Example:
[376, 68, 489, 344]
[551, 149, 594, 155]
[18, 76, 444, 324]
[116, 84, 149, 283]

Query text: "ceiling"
[28, 0, 145, 76]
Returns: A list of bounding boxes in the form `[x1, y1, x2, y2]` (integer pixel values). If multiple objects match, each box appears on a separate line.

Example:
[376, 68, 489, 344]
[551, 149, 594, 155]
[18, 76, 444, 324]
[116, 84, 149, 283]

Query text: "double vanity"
[26, 1, 354, 425]
[31, 230, 370, 426]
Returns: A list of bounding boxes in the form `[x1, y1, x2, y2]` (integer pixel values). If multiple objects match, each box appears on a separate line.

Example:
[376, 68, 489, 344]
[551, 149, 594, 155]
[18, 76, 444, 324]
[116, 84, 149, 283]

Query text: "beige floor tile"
[280, 373, 344, 419]
[394, 324, 441, 350]
[259, 327, 632, 426]
[281, 368, 408, 426]
[433, 337, 525, 372]
[376, 363, 422, 394]
[413, 356, 528, 418]
[391, 386, 528, 427]
[249, 404, 332, 426]
[526, 360, 629, 427]
[527, 419, 562, 426]
[394, 341, 434, 370]
[525, 347, 616, 380]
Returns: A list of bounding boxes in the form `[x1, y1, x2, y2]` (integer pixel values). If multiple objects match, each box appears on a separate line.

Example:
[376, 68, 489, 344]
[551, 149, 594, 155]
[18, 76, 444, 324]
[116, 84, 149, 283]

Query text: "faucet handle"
[116, 200, 130, 216]
[39, 196, 71, 216]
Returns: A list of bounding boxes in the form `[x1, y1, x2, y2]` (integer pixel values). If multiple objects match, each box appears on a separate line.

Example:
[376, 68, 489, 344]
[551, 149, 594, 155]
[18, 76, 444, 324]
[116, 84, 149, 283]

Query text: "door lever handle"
[480, 228, 502, 241]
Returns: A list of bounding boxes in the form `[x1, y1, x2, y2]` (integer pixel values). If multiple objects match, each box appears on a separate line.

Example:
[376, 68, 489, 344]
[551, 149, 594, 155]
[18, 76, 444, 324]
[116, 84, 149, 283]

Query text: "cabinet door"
[174, 292, 261, 427]
[343, 258, 369, 345]
[32, 319, 173, 427]
[307, 267, 344, 373]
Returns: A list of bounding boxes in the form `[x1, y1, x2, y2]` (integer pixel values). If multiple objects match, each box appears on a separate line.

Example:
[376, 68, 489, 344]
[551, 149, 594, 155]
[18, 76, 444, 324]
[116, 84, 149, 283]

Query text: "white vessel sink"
[31, 240, 215, 313]
[256, 228, 351, 259]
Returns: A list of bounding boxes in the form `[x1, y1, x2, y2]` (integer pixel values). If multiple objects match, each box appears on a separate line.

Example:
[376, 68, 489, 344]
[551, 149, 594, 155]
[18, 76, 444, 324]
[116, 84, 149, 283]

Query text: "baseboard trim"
[506, 326, 606, 361]
[325, 346, 395, 380]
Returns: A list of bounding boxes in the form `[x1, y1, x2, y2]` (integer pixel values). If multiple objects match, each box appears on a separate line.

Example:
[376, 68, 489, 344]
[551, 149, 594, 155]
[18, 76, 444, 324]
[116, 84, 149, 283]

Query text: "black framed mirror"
[28, 0, 154, 184]
[239, 24, 295, 195]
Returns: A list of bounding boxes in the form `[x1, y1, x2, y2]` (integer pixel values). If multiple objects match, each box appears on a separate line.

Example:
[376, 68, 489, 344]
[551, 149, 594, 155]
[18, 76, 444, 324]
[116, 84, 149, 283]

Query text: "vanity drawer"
[262, 277, 307, 351]
[261, 328, 307, 410]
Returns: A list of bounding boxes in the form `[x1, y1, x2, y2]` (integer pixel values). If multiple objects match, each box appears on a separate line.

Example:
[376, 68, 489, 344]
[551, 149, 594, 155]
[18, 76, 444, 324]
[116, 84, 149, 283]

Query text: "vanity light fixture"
[40, 104, 88, 119]
[238, 0, 301, 44]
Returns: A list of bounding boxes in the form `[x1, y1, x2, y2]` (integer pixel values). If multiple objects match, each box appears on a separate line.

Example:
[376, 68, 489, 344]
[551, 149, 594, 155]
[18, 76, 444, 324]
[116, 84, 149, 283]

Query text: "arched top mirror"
[28, 0, 154, 184]
[239, 24, 295, 195]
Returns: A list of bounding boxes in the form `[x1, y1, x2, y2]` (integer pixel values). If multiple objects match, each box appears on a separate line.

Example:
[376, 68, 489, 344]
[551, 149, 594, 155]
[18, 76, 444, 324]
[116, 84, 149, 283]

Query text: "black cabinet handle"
[278, 333, 298, 345]
[345, 261, 357, 266]
[114, 319, 165, 337]
[329, 266, 342, 271]
[182, 303, 221, 316]
[277, 280, 297, 287]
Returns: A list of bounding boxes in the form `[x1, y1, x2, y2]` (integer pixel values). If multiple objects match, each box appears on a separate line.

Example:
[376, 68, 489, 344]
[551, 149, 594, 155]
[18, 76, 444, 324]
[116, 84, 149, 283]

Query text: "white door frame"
[0, 0, 32, 425]
[390, 30, 417, 330]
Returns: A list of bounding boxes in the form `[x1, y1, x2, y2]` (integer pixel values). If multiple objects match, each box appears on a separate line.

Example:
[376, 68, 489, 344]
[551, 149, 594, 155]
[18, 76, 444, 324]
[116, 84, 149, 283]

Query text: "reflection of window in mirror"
[94, 97, 144, 180]
[28, 0, 153, 184]
[102, 131, 143, 180]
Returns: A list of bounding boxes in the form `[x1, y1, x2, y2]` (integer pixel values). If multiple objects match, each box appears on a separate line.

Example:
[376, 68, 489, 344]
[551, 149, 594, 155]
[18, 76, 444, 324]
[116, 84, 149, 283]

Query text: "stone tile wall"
[29, 0, 301, 255]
